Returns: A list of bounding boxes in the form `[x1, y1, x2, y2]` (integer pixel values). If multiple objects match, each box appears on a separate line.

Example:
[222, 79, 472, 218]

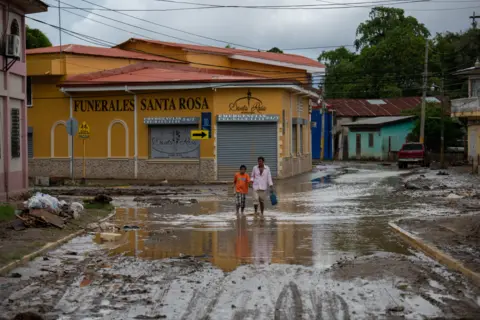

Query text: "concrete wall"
[0, 2, 29, 200]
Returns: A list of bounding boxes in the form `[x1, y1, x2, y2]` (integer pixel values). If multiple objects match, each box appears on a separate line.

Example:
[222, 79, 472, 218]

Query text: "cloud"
[26, 0, 477, 60]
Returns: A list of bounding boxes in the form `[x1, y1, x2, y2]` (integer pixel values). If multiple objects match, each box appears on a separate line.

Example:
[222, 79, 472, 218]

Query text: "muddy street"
[1, 166, 480, 319]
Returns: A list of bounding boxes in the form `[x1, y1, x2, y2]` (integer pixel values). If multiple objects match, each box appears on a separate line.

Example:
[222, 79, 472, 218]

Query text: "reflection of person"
[233, 165, 250, 214]
[252, 218, 272, 266]
[250, 156, 274, 216]
[235, 214, 250, 264]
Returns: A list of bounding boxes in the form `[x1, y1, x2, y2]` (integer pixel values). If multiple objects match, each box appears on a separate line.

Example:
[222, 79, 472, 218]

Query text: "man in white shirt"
[250, 156, 274, 216]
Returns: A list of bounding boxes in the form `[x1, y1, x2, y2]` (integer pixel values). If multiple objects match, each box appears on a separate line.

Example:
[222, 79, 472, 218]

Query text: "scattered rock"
[387, 305, 405, 313]
[93, 194, 113, 204]
[405, 182, 421, 190]
[66, 251, 77, 256]
[123, 225, 140, 230]
[437, 171, 450, 176]
[12, 312, 45, 320]
[447, 193, 463, 199]
[231, 304, 236, 309]
[11, 272, 22, 278]
[86, 222, 100, 230]
[99, 222, 119, 232]
[258, 286, 261, 290]
[100, 233, 122, 242]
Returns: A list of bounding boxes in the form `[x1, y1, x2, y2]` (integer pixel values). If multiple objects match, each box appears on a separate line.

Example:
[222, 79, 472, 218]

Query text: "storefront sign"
[228, 90, 267, 114]
[73, 97, 209, 112]
[217, 114, 279, 122]
[144, 117, 199, 125]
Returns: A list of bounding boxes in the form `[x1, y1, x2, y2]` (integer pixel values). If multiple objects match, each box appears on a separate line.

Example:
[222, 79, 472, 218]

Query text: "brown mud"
[397, 214, 480, 274]
[0, 208, 112, 269]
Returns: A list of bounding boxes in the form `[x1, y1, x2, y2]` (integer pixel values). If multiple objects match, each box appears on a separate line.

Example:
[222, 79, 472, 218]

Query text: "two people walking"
[233, 156, 275, 215]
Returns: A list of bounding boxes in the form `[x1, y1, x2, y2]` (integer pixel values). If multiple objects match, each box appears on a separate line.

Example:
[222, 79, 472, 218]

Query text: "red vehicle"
[398, 143, 430, 169]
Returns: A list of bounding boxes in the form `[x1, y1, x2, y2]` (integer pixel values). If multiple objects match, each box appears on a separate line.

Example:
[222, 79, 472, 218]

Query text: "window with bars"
[11, 109, 20, 158]
[299, 125, 304, 154]
[292, 124, 298, 155]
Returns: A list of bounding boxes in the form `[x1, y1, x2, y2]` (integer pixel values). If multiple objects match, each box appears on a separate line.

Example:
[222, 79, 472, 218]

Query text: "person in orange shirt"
[233, 165, 250, 214]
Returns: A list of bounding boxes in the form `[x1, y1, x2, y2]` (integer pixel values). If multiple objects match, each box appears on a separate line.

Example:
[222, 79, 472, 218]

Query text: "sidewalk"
[394, 213, 480, 282]
[0, 206, 113, 272]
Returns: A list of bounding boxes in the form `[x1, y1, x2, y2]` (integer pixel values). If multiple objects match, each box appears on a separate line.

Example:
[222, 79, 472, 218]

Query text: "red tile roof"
[321, 97, 441, 117]
[61, 62, 273, 86]
[27, 44, 180, 63]
[116, 39, 325, 69]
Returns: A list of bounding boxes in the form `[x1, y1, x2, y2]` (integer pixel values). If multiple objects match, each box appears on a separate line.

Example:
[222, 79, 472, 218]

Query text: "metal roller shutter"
[217, 122, 277, 181]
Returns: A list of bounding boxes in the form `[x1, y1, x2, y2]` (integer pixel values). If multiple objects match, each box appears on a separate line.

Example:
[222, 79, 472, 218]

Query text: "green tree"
[225, 44, 235, 49]
[26, 25, 52, 49]
[319, 7, 430, 98]
[267, 47, 283, 54]
[431, 28, 480, 99]
[402, 102, 464, 152]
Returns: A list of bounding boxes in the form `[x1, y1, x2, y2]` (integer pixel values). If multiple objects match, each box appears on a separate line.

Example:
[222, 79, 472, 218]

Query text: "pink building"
[0, 0, 47, 200]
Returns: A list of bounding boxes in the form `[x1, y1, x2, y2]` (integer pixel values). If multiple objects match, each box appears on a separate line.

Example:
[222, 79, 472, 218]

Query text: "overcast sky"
[27, 0, 478, 60]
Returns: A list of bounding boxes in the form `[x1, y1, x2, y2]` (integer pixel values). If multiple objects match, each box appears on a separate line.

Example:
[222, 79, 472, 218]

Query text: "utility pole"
[320, 104, 326, 160]
[470, 11, 480, 29]
[420, 40, 429, 144]
[440, 78, 445, 169]
[58, 0, 62, 51]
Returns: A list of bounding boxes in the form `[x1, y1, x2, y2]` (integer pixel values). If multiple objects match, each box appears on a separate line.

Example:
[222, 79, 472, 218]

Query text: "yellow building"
[26, 39, 323, 181]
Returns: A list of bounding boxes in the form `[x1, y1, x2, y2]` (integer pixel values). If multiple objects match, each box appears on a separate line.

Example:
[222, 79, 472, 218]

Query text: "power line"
[58, 0, 205, 46]
[154, 0, 429, 10]
[27, 17, 323, 75]
[76, 0, 260, 50]
[61, 7, 156, 40]
[45, 0, 480, 11]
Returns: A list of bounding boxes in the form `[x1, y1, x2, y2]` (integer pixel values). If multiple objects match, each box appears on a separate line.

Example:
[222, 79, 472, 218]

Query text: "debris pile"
[84, 194, 113, 205]
[12, 192, 84, 229]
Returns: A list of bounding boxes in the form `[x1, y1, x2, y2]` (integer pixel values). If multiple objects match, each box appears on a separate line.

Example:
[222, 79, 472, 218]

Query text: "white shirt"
[251, 165, 273, 191]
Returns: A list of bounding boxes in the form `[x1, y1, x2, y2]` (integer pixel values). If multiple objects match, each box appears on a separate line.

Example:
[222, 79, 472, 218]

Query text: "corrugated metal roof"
[322, 97, 441, 117]
[27, 44, 180, 63]
[342, 116, 415, 127]
[116, 38, 325, 69]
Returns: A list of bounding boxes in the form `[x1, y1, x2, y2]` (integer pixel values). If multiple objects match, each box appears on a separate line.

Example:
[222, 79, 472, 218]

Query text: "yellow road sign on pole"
[191, 130, 209, 140]
[78, 121, 90, 139]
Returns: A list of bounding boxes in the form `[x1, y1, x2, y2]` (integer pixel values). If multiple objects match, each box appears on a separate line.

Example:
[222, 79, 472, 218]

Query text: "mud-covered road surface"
[1, 165, 480, 319]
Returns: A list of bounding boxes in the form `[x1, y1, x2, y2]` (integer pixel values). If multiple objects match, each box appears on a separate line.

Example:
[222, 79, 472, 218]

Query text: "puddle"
[93, 168, 416, 272]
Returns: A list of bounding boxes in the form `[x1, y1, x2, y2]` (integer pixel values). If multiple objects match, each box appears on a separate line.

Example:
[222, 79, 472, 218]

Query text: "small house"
[342, 116, 415, 160]
[451, 60, 480, 171]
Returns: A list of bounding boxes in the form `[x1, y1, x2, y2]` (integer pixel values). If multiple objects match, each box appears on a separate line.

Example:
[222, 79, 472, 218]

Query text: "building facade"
[342, 116, 415, 161]
[0, 0, 47, 200]
[313, 97, 438, 160]
[311, 108, 334, 160]
[451, 60, 480, 171]
[27, 40, 323, 182]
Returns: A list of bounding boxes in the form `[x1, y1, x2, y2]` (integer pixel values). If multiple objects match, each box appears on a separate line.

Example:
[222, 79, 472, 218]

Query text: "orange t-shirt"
[234, 173, 250, 194]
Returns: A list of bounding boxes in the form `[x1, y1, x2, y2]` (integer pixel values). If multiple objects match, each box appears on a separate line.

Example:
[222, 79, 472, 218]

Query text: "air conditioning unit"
[5, 34, 21, 58]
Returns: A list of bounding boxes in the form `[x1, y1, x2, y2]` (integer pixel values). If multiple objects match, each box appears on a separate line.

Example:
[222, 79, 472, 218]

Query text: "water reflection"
[93, 169, 414, 271]
[95, 204, 409, 272]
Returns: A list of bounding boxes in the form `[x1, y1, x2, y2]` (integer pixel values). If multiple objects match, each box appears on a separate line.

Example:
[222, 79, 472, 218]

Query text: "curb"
[0, 211, 116, 277]
[389, 221, 480, 287]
